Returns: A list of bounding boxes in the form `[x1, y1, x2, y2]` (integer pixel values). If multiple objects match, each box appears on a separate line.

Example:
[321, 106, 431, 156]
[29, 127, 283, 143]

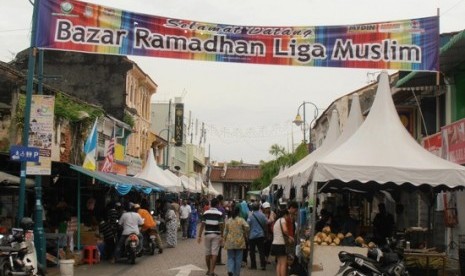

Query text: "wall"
[12, 50, 132, 121]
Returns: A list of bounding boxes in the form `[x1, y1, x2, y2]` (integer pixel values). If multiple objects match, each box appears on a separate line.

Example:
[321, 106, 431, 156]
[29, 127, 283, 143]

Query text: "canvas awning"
[0, 171, 35, 187]
[70, 164, 164, 195]
[314, 71, 465, 191]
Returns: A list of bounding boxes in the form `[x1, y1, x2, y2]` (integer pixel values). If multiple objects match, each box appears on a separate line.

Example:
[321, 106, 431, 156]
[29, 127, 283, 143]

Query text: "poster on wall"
[441, 118, 465, 165]
[35, 0, 439, 71]
[27, 95, 55, 175]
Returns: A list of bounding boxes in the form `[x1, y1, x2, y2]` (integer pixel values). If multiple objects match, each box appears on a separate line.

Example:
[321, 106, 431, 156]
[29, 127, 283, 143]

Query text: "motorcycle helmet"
[367, 248, 384, 263]
[20, 217, 35, 231]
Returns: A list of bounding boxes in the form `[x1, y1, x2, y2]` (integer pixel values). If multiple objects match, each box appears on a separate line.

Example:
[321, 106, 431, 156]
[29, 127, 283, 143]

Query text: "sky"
[1, 0, 464, 164]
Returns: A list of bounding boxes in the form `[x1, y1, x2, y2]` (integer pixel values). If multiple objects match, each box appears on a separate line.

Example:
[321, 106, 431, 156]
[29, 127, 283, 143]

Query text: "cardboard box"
[80, 231, 98, 246]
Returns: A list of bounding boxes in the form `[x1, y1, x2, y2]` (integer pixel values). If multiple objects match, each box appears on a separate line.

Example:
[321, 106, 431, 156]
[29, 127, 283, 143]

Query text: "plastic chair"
[82, 245, 100, 265]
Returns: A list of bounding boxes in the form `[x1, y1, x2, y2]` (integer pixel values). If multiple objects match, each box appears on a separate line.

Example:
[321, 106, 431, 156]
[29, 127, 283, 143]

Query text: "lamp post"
[293, 101, 319, 152]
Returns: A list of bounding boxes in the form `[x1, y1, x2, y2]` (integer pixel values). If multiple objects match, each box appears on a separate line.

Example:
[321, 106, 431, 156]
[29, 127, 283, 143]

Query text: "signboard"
[35, 0, 439, 71]
[174, 103, 184, 147]
[441, 118, 465, 164]
[10, 145, 40, 162]
[421, 132, 442, 158]
[27, 95, 55, 175]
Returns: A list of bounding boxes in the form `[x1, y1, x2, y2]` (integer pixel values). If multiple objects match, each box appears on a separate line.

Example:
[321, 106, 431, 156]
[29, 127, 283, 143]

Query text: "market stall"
[70, 164, 166, 250]
[304, 71, 465, 275]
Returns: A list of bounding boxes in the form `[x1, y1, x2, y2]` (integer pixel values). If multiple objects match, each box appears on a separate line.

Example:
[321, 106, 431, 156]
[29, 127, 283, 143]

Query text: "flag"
[82, 119, 98, 171]
[101, 127, 115, 173]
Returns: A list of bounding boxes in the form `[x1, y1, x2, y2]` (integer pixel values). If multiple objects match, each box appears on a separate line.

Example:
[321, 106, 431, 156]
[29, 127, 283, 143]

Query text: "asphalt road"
[48, 233, 278, 276]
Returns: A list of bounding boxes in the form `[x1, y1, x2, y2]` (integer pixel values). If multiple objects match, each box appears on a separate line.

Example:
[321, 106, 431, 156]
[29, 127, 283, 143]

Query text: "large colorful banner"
[35, 0, 439, 71]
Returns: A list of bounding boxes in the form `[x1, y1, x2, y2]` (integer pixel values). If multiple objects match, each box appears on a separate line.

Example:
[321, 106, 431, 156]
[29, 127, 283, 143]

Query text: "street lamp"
[293, 101, 319, 151]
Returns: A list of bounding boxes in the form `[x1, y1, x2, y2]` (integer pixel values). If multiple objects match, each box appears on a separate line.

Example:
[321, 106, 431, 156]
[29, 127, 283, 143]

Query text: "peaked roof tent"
[272, 93, 364, 200]
[70, 164, 165, 195]
[135, 150, 181, 192]
[314, 71, 465, 191]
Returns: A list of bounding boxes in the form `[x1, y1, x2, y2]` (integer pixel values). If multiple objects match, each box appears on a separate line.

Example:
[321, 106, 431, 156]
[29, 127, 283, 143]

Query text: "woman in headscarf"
[165, 204, 178, 248]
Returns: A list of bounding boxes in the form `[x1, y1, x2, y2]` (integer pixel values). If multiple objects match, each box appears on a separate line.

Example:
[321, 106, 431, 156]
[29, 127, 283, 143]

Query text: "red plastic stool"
[82, 245, 100, 265]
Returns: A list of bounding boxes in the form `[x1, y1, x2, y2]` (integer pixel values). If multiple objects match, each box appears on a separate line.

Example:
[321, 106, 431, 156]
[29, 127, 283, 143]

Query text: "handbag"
[279, 218, 294, 255]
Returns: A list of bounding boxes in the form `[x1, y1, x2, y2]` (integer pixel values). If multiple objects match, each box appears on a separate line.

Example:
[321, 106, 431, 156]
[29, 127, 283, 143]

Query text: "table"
[45, 233, 67, 265]
[404, 250, 446, 276]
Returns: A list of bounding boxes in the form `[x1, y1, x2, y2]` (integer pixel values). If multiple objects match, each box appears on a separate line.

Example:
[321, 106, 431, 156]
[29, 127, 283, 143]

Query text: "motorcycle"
[124, 233, 141, 264]
[336, 238, 409, 276]
[0, 218, 43, 276]
[142, 228, 158, 256]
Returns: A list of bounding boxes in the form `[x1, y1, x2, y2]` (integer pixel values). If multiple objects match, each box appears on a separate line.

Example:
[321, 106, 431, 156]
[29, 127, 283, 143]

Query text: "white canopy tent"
[162, 169, 184, 193]
[272, 93, 364, 201]
[180, 175, 203, 193]
[314, 71, 465, 190]
[135, 150, 180, 192]
[206, 180, 220, 196]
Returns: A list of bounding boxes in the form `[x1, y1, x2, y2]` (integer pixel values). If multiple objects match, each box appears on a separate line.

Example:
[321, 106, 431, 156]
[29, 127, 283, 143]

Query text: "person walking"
[247, 202, 268, 270]
[216, 194, 226, 265]
[223, 205, 249, 276]
[180, 199, 192, 239]
[271, 210, 294, 276]
[262, 202, 276, 265]
[165, 204, 178, 248]
[197, 198, 224, 276]
[239, 200, 250, 268]
[188, 202, 199, 238]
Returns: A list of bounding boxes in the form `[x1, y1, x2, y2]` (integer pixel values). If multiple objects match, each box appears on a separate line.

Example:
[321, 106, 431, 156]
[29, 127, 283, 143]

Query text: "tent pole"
[307, 181, 329, 276]
[77, 173, 81, 251]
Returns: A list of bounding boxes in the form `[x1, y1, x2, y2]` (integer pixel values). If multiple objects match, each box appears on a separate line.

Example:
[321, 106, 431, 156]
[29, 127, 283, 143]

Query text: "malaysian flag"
[101, 128, 115, 173]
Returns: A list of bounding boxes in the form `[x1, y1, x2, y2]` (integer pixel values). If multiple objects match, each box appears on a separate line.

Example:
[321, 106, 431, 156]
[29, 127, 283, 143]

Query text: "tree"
[251, 142, 309, 190]
[269, 144, 285, 158]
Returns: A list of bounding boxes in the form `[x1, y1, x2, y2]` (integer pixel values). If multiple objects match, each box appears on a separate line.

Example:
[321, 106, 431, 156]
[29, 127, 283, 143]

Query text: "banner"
[35, 0, 439, 71]
[27, 95, 55, 175]
[441, 118, 465, 165]
[422, 132, 442, 158]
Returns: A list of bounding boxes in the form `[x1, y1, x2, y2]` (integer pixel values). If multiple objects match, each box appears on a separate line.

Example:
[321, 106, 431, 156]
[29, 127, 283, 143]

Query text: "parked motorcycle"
[336, 238, 409, 276]
[0, 218, 43, 276]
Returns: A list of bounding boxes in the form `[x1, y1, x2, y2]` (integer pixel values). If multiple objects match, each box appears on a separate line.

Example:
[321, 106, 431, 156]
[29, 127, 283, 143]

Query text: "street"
[48, 232, 277, 276]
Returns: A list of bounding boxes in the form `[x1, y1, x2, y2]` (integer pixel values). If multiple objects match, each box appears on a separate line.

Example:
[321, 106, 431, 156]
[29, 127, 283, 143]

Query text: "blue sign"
[10, 146, 40, 162]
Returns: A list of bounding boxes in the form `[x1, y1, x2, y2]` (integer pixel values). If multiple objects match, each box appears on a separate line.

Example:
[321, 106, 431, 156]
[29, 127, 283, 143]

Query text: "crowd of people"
[90, 194, 302, 276]
[195, 195, 299, 276]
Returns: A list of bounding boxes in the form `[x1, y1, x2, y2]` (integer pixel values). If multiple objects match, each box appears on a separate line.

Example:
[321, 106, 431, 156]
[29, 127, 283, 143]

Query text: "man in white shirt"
[114, 203, 144, 260]
[180, 199, 192, 239]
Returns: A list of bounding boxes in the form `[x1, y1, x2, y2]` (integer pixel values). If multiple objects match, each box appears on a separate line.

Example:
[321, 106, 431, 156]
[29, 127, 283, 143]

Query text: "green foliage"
[251, 142, 309, 190]
[123, 111, 135, 128]
[229, 160, 242, 166]
[15, 93, 103, 128]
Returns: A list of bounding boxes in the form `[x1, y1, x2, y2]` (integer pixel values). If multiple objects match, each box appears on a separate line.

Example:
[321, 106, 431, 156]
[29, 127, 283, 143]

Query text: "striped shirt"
[202, 207, 223, 235]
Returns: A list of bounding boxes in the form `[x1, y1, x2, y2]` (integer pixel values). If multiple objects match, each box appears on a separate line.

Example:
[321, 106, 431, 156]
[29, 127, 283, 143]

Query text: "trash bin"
[59, 259, 75, 276]
[459, 235, 465, 276]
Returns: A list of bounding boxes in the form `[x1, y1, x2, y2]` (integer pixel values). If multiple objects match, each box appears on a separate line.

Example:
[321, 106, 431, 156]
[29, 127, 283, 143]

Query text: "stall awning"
[70, 165, 165, 195]
[247, 190, 262, 196]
